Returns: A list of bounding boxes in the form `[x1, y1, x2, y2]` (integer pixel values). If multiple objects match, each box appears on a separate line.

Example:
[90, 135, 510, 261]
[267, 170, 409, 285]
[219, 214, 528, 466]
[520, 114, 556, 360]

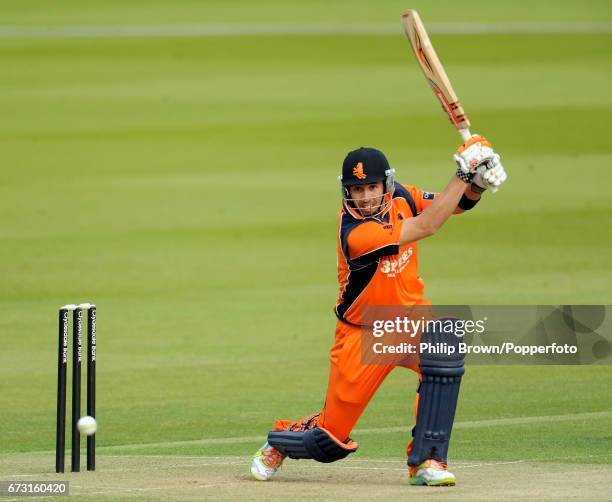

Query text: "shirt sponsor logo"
[423, 192, 435, 200]
[380, 247, 413, 277]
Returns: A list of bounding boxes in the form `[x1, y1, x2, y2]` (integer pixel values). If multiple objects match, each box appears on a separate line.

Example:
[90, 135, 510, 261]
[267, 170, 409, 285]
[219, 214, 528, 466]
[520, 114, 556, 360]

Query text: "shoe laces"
[424, 459, 448, 470]
[288, 413, 320, 432]
[261, 447, 284, 468]
[409, 458, 448, 475]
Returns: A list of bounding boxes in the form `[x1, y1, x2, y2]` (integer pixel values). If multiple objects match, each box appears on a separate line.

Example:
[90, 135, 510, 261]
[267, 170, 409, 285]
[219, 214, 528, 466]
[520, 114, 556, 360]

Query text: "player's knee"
[268, 427, 359, 463]
[419, 317, 465, 377]
[303, 427, 359, 463]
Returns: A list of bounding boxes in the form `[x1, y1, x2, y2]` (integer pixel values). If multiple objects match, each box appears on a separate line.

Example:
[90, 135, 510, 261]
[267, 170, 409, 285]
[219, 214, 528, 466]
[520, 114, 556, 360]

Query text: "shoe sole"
[409, 477, 455, 486]
[251, 461, 280, 481]
[251, 466, 274, 481]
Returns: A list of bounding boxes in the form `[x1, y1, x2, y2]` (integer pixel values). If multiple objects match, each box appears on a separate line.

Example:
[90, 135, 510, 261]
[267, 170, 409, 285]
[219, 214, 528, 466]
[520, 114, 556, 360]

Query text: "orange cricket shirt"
[334, 182, 436, 326]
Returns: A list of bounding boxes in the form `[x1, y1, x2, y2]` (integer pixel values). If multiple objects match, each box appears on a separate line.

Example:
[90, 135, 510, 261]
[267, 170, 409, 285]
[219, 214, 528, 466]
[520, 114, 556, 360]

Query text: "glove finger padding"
[474, 154, 507, 193]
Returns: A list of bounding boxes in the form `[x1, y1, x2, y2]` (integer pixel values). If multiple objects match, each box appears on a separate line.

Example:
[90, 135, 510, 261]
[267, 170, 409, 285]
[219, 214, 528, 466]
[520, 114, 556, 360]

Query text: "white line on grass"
[358, 410, 612, 434]
[96, 410, 612, 450]
[0, 22, 610, 39]
[2, 410, 609, 462]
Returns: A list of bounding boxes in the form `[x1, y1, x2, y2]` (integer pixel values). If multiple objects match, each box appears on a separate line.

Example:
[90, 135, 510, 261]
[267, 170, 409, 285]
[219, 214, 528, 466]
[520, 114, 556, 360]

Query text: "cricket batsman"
[250, 136, 507, 486]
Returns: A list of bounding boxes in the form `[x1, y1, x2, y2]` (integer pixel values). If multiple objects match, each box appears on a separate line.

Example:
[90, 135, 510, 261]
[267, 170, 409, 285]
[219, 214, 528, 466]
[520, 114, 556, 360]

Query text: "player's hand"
[453, 134, 495, 174]
[471, 154, 507, 193]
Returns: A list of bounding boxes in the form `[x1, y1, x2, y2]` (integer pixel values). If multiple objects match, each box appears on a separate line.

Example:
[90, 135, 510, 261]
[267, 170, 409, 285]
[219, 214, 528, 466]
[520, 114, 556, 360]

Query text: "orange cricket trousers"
[274, 319, 422, 455]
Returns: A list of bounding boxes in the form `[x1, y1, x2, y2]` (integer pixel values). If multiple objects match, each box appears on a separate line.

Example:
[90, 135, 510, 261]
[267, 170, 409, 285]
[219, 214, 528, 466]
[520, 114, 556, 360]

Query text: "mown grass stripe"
[0, 22, 610, 39]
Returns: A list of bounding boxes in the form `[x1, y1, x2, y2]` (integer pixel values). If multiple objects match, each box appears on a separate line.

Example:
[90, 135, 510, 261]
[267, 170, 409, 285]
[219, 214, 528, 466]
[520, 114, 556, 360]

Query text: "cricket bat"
[401, 10, 472, 142]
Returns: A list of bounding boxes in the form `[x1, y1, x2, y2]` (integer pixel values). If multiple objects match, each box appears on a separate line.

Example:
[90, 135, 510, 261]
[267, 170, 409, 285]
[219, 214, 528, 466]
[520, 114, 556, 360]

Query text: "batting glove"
[471, 154, 507, 193]
[454, 134, 495, 179]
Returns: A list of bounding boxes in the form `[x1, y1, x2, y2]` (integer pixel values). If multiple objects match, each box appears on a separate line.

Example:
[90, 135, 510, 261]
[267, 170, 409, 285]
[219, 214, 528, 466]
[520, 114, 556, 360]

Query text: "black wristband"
[458, 193, 480, 210]
[470, 183, 486, 194]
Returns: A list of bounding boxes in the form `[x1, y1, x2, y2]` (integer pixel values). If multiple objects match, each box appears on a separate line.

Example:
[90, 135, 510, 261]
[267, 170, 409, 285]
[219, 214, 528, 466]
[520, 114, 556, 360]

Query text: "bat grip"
[458, 128, 472, 143]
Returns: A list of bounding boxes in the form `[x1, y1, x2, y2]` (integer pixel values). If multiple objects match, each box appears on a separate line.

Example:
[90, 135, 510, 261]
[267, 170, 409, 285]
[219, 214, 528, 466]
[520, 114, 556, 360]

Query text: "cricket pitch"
[1, 452, 610, 501]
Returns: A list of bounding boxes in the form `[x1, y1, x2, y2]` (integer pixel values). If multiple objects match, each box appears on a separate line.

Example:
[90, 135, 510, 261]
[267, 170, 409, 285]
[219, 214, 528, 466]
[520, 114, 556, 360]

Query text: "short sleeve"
[401, 184, 438, 214]
[345, 220, 402, 265]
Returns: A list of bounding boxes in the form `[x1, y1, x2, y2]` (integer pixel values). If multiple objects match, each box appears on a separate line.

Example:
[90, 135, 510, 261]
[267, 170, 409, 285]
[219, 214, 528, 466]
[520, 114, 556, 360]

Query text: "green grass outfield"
[1, 1, 611, 499]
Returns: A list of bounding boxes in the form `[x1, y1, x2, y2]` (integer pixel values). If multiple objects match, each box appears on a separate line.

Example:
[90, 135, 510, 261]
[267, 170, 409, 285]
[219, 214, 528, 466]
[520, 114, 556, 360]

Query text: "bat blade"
[401, 9, 471, 141]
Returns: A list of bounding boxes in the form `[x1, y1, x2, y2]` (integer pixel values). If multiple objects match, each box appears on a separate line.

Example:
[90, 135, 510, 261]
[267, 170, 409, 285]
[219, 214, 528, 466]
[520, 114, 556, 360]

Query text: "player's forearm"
[415, 176, 468, 231]
[399, 177, 467, 244]
[453, 184, 482, 214]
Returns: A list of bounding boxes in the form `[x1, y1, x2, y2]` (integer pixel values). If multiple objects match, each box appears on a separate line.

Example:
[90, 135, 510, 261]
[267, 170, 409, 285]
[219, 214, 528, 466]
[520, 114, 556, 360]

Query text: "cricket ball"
[77, 416, 97, 436]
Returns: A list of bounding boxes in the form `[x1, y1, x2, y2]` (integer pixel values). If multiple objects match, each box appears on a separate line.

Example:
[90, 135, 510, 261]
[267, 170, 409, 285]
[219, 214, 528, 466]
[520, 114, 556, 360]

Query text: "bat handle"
[458, 128, 472, 143]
